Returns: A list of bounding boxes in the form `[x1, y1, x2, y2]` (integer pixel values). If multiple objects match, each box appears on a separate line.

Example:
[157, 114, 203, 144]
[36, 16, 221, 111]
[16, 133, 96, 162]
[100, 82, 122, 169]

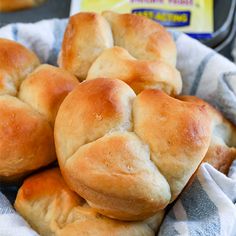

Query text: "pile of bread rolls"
[0, 11, 235, 236]
[0, 39, 79, 182]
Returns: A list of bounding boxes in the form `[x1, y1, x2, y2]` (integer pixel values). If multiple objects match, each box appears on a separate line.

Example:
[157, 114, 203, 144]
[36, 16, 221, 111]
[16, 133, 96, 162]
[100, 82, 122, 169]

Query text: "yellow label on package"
[80, 0, 213, 39]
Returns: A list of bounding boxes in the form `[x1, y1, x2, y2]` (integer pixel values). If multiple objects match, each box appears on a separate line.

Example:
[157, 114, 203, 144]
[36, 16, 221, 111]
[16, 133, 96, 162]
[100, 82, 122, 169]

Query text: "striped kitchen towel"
[0, 19, 236, 236]
[159, 162, 236, 236]
[0, 192, 38, 236]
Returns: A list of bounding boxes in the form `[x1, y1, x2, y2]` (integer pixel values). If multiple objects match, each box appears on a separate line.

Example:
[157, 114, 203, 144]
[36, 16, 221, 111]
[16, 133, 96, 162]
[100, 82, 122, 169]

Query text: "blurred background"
[0, 0, 236, 62]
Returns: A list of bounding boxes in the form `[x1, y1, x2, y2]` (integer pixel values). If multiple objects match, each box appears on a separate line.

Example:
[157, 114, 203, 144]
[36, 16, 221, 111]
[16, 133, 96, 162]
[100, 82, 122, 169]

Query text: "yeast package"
[80, 0, 214, 40]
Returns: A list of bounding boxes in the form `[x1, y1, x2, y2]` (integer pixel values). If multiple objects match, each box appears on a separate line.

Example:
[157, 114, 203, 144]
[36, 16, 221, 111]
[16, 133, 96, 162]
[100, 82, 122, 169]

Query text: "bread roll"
[15, 168, 162, 236]
[19, 64, 78, 125]
[0, 40, 79, 181]
[178, 95, 236, 174]
[55, 77, 135, 162]
[58, 12, 113, 80]
[133, 90, 212, 202]
[61, 131, 171, 221]
[0, 0, 45, 12]
[87, 46, 182, 95]
[0, 38, 40, 95]
[54, 78, 212, 221]
[0, 95, 55, 181]
[102, 11, 176, 66]
[59, 11, 178, 90]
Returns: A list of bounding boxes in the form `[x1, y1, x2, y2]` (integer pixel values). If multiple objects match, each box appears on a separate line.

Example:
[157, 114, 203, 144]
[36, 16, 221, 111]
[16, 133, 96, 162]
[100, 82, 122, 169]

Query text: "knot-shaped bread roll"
[18, 64, 78, 126]
[102, 11, 176, 66]
[0, 39, 79, 181]
[59, 12, 182, 95]
[0, 38, 40, 95]
[178, 95, 236, 174]
[55, 78, 212, 221]
[15, 168, 163, 236]
[59, 12, 113, 80]
[87, 47, 182, 95]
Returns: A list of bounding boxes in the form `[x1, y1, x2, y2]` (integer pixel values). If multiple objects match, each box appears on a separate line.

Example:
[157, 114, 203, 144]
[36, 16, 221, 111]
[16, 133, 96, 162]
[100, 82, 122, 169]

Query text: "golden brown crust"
[55, 78, 135, 163]
[0, 95, 56, 180]
[133, 90, 212, 201]
[59, 11, 178, 93]
[15, 168, 83, 236]
[19, 64, 79, 125]
[63, 132, 170, 221]
[15, 168, 81, 204]
[15, 168, 159, 236]
[203, 144, 236, 174]
[178, 95, 236, 174]
[102, 11, 176, 66]
[59, 12, 113, 80]
[0, 40, 78, 181]
[87, 46, 182, 95]
[55, 78, 212, 220]
[0, 38, 40, 95]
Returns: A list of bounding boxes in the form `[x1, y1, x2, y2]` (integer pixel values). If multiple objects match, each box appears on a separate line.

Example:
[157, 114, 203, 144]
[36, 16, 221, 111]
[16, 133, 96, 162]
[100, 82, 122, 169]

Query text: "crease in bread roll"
[0, 38, 40, 95]
[102, 11, 176, 66]
[0, 95, 55, 181]
[0, 39, 79, 181]
[18, 64, 78, 125]
[15, 168, 163, 236]
[59, 12, 180, 95]
[55, 78, 212, 221]
[55, 77, 135, 164]
[178, 95, 236, 174]
[63, 131, 171, 221]
[133, 90, 212, 202]
[58, 12, 114, 81]
[87, 46, 182, 95]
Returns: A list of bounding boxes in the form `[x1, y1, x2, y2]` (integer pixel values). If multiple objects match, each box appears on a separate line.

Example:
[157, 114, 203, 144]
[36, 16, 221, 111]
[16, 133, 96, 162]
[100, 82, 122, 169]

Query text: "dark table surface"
[0, 0, 71, 27]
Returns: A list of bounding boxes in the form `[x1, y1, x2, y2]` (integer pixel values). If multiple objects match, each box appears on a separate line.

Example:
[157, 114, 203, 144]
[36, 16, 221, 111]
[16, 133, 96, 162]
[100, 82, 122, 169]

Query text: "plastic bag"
[79, 0, 214, 39]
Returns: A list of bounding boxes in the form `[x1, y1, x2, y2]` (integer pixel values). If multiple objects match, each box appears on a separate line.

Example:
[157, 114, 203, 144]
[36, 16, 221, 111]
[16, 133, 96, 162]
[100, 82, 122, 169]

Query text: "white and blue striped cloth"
[0, 19, 236, 236]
